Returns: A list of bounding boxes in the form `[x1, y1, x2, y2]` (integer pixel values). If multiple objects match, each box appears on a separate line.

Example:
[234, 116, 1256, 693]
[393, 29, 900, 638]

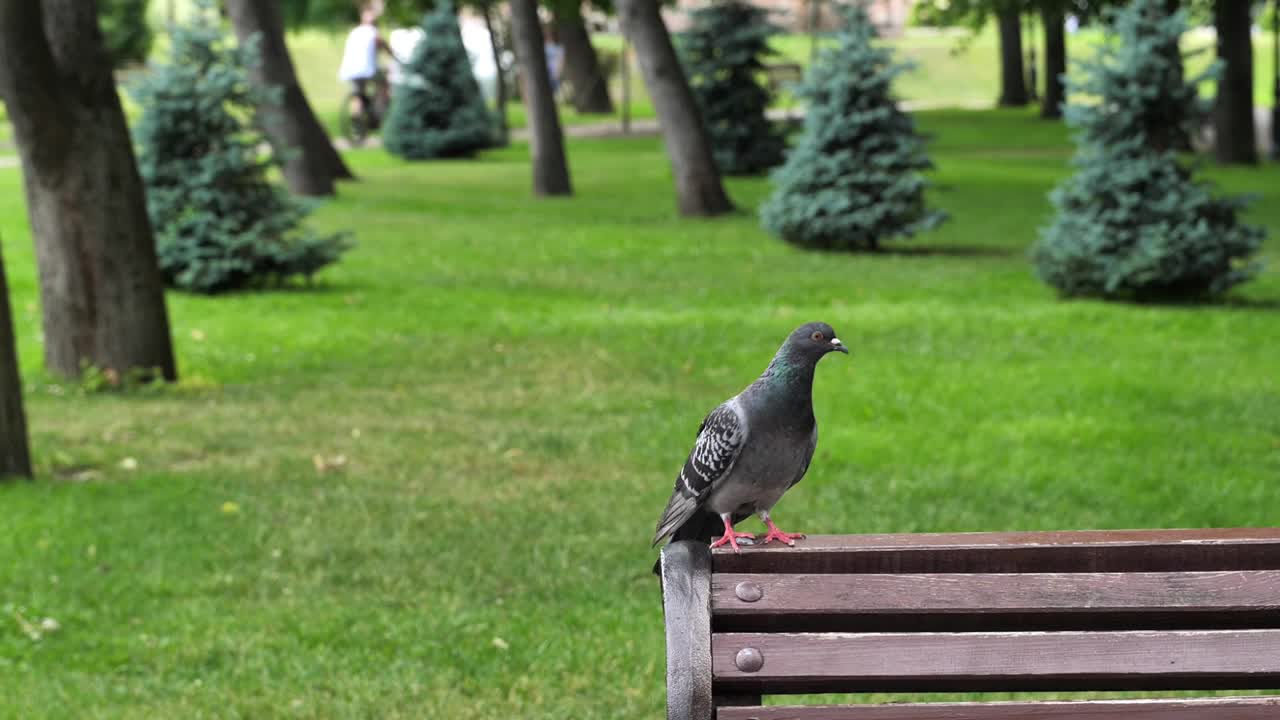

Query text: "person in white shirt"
[543, 25, 564, 96]
[338, 4, 393, 115]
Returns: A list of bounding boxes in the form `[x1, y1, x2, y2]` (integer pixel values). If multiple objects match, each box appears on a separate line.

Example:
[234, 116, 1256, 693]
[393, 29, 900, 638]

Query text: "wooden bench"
[763, 62, 804, 94]
[658, 529, 1280, 719]
[763, 62, 804, 117]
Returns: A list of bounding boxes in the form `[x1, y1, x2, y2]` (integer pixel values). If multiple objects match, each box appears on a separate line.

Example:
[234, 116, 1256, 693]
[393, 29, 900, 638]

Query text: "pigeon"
[652, 322, 847, 568]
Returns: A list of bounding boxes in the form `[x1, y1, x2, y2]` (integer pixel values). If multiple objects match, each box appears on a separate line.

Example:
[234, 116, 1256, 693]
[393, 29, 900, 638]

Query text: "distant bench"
[763, 62, 804, 119]
[657, 528, 1280, 720]
[763, 62, 804, 94]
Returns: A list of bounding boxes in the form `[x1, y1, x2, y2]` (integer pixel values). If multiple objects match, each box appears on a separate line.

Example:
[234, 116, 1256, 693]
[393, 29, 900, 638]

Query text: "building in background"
[664, 0, 914, 34]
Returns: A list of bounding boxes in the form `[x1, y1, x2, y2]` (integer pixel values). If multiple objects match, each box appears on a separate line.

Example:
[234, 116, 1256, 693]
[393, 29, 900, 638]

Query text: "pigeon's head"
[787, 322, 848, 359]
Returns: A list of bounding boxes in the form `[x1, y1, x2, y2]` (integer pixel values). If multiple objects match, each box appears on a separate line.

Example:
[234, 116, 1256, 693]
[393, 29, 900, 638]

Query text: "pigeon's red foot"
[710, 517, 756, 553]
[762, 518, 806, 546]
[710, 529, 756, 552]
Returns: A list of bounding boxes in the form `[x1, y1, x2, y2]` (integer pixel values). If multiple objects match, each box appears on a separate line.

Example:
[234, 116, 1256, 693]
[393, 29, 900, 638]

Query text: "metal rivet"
[734, 581, 763, 603]
[735, 647, 764, 673]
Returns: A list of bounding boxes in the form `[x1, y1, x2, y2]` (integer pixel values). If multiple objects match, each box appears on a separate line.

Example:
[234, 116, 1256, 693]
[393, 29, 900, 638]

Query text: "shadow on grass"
[171, 279, 362, 298]
[873, 245, 1016, 258]
[1056, 293, 1280, 312]
[1220, 296, 1280, 310]
[773, 234, 1020, 259]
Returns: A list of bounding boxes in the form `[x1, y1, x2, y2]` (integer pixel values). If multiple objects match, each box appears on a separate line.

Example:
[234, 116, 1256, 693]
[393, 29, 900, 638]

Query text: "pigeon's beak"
[830, 338, 849, 354]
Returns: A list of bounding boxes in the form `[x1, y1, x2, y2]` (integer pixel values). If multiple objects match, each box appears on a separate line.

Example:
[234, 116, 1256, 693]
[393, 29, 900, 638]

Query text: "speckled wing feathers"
[651, 401, 746, 546]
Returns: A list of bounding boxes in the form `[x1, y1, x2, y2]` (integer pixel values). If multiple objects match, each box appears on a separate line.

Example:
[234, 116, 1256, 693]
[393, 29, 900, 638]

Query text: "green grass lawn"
[1, 110, 1279, 719]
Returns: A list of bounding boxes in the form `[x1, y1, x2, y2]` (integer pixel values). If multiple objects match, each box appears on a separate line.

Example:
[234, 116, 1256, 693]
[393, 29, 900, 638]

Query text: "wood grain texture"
[710, 530, 1280, 575]
[661, 541, 714, 720]
[712, 630, 1280, 694]
[711, 571, 1280, 632]
[717, 696, 1280, 719]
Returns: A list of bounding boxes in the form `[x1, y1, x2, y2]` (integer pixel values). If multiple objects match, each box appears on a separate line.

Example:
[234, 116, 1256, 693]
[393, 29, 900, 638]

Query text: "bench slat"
[712, 630, 1280, 694]
[711, 530, 1280, 575]
[712, 571, 1280, 632]
[717, 696, 1280, 719]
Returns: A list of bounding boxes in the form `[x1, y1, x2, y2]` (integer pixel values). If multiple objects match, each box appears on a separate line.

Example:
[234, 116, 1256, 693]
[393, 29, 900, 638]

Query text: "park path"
[0, 105, 1274, 165]
[330, 111, 714, 150]
[329, 102, 981, 150]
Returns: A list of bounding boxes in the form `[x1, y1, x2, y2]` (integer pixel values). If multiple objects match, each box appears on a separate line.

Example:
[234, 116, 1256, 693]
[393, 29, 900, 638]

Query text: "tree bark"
[996, 2, 1028, 107]
[555, 3, 614, 114]
[0, 0, 177, 382]
[1213, 0, 1257, 164]
[1039, 2, 1065, 119]
[616, 0, 733, 216]
[0, 246, 32, 481]
[510, 0, 573, 196]
[483, 2, 510, 145]
[225, 0, 355, 196]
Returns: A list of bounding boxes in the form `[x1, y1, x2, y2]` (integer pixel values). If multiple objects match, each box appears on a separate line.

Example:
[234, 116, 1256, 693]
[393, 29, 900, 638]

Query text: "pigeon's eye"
[811, 331, 824, 342]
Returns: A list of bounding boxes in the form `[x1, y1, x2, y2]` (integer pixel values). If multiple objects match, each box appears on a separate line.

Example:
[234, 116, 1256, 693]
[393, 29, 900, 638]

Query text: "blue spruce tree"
[760, 4, 945, 251]
[130, 1, 351, 294]
[679, 1, 785, 175]
[383, 2, 497, 160]
[1033, 0, 1264, 300]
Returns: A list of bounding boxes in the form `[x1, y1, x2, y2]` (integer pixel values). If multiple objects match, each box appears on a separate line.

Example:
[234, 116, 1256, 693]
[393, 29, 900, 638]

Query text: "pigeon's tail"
[652, 487, 702, 549]
[651, 510, 748, 575]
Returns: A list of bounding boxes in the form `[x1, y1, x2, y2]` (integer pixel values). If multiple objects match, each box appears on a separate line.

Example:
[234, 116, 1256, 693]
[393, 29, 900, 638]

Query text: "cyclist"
[338, 3, 393, 118]
[544, 25, 564, 96]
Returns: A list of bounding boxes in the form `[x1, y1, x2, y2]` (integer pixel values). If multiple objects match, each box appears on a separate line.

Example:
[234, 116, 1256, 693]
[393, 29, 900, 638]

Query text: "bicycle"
[338, 72, 391, 146]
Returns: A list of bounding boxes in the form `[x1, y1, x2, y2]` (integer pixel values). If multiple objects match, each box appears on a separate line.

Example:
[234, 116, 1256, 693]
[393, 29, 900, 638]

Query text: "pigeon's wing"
[651, 400, 747, 546]
[786, 424, 819, 491]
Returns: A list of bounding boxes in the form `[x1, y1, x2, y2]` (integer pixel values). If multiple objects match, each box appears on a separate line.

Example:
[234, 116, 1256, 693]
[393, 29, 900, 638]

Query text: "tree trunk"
[510, 0, 573, 196]
[1213, 0, 1257, 164]
[483, 3, 510, 145]
[0, 247, 32, 481]
[996, 2, 1028, 107]
[0, 0, 177, 382]
[225, 0, 355, 196]
[555, 3, 614, 114]
[616, 0, 733, 216]
[1039, 2, 1065, 119]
